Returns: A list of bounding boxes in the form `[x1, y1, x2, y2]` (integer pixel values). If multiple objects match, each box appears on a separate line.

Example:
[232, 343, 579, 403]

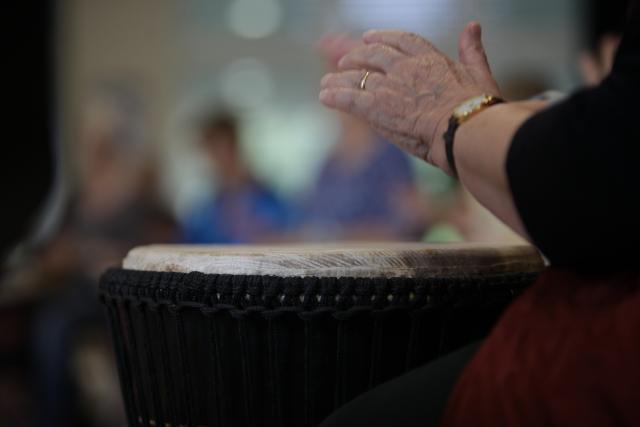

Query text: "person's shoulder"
[247, 182, 285, 205]
[183, 196, 218, 222]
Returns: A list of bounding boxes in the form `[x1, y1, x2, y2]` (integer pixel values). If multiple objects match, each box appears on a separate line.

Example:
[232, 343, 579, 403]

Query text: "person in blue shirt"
[301, 112, 427, 240]
[181, 113, 290, 244]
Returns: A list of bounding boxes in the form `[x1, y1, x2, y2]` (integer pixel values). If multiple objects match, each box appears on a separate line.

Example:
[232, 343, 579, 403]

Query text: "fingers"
[320, 70, 382, 90]
[362, 30, 437, 56]
[319, 88, 406, 143]
[457, 22, 488, 69]
[457, 22, 493, 84]
[337, 43, 406, 73]
[319, 88, 376, 118]
[316, 33, 361, 69]
[321, 70, 406, 93]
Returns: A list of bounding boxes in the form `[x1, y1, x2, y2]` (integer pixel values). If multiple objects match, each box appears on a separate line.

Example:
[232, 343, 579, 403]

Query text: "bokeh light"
[227, 0, 283, 39]
[219, 57, 275, 109]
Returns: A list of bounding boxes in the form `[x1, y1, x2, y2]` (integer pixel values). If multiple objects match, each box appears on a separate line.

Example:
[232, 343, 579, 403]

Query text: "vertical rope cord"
[206, 314, 226, 427]
[100, 269, 538, 427]
[203, 311, 221, 426]
[368, 317, 383, 388]
[303, 319, 314, 427]
[174, 309, 196, 427]
[106, 300, 138, 426]
[157, 308, 178, 426]
[123, 302, 149, 426]
[202, 314, 220, 427]
[437, 309, 452, 356]
[140, 306, 164, 425]
[334, 320, 347, 409]
[267, 318, 283, 427]
[404, 312, 421, 371]
[238, 318, 256, 427]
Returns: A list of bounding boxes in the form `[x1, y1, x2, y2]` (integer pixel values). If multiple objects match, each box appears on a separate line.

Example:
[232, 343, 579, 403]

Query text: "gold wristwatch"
[443, 94, 504, 177]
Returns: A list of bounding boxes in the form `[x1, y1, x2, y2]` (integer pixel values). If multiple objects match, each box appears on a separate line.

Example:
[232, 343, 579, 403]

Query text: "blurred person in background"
[297, 35, 429, 241]
[300, 111, 428, 241]
[36, 85, 175, 281]
[181, 112, 291, 244]
[27, 84, 176, 427]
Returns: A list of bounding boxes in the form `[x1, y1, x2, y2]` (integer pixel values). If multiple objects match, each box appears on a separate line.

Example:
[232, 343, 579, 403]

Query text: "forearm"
[451, 100, 547, 240]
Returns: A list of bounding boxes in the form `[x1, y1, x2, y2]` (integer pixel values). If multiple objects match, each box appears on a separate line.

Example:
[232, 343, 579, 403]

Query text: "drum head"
[122, 242, 544, 279]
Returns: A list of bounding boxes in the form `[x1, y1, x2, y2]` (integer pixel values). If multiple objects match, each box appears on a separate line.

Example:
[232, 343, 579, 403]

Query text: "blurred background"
[0, 0, 609, 425]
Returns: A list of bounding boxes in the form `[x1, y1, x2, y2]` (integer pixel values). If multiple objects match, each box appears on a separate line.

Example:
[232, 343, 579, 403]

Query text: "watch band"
[443, 115, 462, 178]
[443, 95, 504, 178]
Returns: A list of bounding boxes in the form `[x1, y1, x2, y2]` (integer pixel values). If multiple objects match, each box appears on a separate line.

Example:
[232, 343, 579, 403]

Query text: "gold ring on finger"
[359, 70, 371, 91]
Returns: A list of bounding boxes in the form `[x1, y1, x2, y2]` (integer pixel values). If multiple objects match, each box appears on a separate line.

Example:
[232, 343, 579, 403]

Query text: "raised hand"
[319, 22, 501, 173]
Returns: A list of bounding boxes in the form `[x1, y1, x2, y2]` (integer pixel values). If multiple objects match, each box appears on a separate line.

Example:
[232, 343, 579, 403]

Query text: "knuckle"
[404, 32, 422, 44]
[368, 44, 388, 58]
[373, 73, 388, 89]
[339, 51, 360, 67]
[328, 72, 341, 82]
[342, 52, 356, 65]
[400, 34, 416, 46]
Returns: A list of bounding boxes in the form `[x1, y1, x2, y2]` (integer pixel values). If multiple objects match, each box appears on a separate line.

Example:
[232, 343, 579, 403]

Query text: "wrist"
[442, 94, 505, 177]
[454, 102, 537, 171]
[431, 112, 456, 172]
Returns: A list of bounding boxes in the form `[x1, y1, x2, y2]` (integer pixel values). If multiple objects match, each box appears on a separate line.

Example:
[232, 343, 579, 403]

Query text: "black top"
[507, 2, 640, 270]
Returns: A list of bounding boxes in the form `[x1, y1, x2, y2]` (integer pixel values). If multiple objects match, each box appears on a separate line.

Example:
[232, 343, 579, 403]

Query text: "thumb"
[458, 21, 493, 82]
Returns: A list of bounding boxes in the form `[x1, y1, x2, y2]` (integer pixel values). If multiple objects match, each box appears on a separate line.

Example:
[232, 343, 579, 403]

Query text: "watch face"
[454, 95, 491, 119]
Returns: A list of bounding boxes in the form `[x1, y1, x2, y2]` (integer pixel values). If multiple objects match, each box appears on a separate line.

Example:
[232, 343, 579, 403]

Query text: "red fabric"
[442, 267, 640, 427]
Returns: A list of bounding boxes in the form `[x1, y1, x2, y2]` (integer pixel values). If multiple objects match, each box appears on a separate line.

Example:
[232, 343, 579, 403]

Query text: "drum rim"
[121, 243, 544, 279]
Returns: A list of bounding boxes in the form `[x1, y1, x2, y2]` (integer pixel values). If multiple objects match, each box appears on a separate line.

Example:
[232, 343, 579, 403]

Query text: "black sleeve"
[506, 11, 640, 270]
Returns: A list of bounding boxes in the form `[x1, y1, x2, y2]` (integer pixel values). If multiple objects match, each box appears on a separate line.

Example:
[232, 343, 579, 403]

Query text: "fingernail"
[363, 30, 376, 41]
[470, 21, 481, 37]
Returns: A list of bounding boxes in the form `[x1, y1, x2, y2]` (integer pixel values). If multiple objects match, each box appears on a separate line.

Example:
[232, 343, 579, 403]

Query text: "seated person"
[300, 112, 426, 240]
[181, 113, 291, 244]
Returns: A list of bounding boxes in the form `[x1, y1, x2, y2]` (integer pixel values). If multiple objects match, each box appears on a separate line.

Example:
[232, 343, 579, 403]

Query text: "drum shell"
[100, 269, 538, 427]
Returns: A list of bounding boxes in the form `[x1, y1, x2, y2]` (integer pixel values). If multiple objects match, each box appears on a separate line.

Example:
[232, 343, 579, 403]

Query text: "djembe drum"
[99, 243, 543, 427]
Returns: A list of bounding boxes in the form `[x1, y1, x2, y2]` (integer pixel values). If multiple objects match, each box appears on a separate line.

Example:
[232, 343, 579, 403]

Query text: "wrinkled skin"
[319, 22, 501, 174]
